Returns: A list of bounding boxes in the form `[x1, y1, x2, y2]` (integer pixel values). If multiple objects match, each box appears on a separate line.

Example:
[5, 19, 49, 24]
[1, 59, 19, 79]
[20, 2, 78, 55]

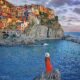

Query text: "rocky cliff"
[26, 15, 64, 40]
[28, 24, 64, 40]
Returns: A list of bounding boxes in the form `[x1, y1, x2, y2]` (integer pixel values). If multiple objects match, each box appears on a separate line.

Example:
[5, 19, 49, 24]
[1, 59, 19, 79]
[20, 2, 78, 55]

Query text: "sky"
[7, 0, 80, 32]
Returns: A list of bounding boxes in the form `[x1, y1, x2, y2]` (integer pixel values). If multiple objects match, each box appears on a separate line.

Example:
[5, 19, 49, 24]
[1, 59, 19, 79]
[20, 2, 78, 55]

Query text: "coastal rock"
[28, 24, 64, 40]
[62, 35, 80, 44]
[48, 27, 64, 39]
[28, 25, 48, 40]
[33, 70, 60, 80]
[0, 31, 35, 46]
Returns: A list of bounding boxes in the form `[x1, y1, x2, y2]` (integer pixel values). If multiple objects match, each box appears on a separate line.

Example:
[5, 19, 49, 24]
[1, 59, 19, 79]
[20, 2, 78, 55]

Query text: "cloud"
[73, 0, 80, 5]
[73, 8, 80, 14]
[7, 0, 80, 6]
[51, 0, 80, 6]
[51, 4, 80, 32]
[51, 0, 71, 6]
[45, 0, 52, 6]
[8, 0, 39, 5]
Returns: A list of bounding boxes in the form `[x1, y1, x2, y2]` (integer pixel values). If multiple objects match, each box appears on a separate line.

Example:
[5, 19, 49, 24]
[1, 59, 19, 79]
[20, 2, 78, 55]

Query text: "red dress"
[45, 57, 53, 73]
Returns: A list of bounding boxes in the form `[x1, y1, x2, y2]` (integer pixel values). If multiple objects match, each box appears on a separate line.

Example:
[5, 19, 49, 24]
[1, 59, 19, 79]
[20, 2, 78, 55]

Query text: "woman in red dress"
[45, 52, 53, 73]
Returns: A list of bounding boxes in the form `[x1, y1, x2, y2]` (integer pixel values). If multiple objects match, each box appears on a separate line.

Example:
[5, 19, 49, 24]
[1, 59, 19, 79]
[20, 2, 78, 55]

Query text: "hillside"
[0, 0, 64, 41]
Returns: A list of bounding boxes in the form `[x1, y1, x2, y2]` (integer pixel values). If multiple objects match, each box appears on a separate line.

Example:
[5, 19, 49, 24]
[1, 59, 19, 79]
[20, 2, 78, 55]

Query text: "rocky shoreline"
[0, 38, 35, 46]
[0, 35, 62, 46]
[2, 33, 79, 46]
[62, 35, 80, 44]
[0, 35, 80, 46]
[0, 31, 35, 46]
[0, 30, 80, 46]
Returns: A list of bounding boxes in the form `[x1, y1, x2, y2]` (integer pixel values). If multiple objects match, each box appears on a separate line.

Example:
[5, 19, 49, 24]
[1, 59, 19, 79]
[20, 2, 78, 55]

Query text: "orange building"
[0, 21, 4, 29]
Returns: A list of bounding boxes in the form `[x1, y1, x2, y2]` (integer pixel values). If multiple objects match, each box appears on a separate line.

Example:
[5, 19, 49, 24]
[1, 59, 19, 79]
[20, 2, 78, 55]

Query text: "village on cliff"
[0, 0, 56, 31]
[0, 0, 64, 45]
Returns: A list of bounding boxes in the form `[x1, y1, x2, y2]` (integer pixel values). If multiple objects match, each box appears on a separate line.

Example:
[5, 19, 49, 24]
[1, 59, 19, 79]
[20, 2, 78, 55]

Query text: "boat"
[43, 43, 49, 46]
[33, 69, 60, 80]
[33, 52, 61, 80]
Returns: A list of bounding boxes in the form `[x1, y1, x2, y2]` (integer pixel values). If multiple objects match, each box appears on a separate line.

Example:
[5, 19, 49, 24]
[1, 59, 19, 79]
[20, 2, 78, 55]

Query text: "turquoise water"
[0, 33, 80, 80]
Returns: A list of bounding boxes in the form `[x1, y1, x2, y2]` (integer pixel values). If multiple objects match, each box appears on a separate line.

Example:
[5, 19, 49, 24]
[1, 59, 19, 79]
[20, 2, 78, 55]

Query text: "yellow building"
[31, 4, 40, 16]
[0, 0, 4, 5]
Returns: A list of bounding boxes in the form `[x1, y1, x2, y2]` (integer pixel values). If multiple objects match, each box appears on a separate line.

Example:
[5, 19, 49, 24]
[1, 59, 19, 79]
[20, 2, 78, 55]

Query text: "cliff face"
[25, 12, 64, 40]
[28, 23, 64, 40]
[28, 25, 48, 40]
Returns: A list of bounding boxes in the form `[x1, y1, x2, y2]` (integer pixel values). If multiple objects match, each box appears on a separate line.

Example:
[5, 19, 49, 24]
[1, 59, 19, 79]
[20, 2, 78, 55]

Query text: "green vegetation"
[40, 16, 58, 25]
[40, 12, 48, 18]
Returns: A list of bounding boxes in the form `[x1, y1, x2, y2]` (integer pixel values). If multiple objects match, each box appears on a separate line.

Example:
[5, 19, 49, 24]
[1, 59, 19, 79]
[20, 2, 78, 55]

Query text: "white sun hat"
[45, 52, 50, 57]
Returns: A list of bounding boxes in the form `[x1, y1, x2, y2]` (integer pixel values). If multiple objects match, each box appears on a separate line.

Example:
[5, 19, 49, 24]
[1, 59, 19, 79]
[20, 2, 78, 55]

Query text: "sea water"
[0, 32, 80, 80]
